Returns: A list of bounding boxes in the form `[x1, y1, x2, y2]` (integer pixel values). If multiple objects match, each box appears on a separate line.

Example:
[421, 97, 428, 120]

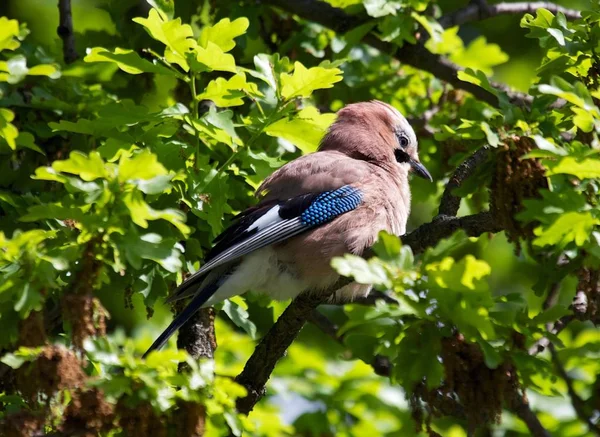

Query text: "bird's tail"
[142, 279, 221, 359]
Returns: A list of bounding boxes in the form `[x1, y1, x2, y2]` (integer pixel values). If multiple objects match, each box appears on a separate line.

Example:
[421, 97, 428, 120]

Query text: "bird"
[143, 100, 432, 358]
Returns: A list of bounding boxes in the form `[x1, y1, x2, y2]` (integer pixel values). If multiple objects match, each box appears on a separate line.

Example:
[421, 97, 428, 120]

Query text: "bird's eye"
[396, 132, 409, 148]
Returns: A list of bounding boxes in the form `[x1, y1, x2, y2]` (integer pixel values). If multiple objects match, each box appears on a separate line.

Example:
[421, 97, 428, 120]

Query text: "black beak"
[410, 158, 433, 182]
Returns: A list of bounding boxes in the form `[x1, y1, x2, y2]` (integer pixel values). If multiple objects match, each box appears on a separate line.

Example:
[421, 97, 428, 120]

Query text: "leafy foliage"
[0, 0, 599, 436]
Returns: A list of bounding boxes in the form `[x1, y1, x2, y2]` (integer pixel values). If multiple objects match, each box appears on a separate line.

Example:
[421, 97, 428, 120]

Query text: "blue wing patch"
[301, 185, 363, 226]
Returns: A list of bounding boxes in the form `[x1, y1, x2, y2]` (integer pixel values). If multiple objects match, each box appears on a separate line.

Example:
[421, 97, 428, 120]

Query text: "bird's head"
[319, 100, 432, 181]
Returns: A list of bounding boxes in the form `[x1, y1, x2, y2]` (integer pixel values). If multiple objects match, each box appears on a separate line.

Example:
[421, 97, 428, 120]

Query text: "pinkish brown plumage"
[144, 100, 431, 357]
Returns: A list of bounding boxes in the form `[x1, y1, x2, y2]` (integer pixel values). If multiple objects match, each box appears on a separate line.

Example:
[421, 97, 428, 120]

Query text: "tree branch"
[402, 211, 502, 255]
[262, 0, 531, 109]
[177, 307, 216, 360]
[509, 393, 552, 437]
[235, 291, 338, 414]
[57, 0, 78, 64]
[438, 147, 491, 217]
[549, 343, 600, 434]
[439, 1, 581, 29]
[528, 289, 587, 355]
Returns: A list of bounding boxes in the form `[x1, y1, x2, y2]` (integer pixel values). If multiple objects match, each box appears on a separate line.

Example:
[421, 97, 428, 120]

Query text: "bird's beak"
[410, 158, 433, 182]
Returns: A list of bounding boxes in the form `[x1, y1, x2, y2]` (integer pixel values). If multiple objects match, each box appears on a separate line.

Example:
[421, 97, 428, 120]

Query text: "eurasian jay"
[143, 100, 432, 357]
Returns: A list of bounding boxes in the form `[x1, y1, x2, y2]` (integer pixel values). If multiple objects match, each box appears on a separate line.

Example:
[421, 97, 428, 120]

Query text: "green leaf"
[20, 204, 86, 222]
[331, 254, 391, 287]
[280, 62, 343, 100]
[478, 339, 503, 369]
[199, 17, 249, 52]
[194, 41, 236, 73]
[392, 323, 444, 389]
[545, 156, 600, 179]
[457, 68, 499, 98]
[14, 282, 44, 316]
[264, 107, 335, 153]
[84, 47, 178, 76]
[427, 255, 491, 292]
[253, 53, 292, 95]
[533, 211, 599, 247]
[0, 55, 59, 84]
[372, 231, 414, 270]
[530, 135, 568, 156]
[123, 191, 190, 236]
[538, 76, 599, 114]
[572, 107, 595, 132]
[118, 150, 169, 183]
[0, 352, 26, 369]
[197, 73, 262, 107]
[120, 231, 182, 272]
[222, 298, 257, 339]
[15, 132, 44, 155]
[0, 108, 18, 150]
[531, 305, 572, 325]
[363, 0, 403, 17]
[0, 17, 21, 51]
[203, 107, 240, 144]
[133, 9, 196, 72]
[480, 121, 500, 147]
[450, 36, 509, 75]
[0, 346, 43, 369]
[52, 151, 109, 181]
[378, 14, 417, 46]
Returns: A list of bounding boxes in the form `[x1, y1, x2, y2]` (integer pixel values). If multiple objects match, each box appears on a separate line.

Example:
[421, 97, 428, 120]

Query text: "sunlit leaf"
[199, 17, 249, 52]
[85, 47, 178, 76]
[264, 107, 335, 152]
[280, 62, 343, 100]
[534, 211, 599, 247]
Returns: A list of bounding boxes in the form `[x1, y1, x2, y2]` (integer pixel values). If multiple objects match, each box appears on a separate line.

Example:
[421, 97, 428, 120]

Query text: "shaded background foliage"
[0, 0, 599, 436]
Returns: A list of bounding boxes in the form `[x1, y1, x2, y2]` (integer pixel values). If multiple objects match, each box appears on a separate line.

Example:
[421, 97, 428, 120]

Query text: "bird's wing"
[165, 184, 364, 304]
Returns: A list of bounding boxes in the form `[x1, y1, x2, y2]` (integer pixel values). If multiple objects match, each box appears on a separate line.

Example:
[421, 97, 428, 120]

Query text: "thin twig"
[549, 343, 600, 435]
[542, 282, 562, 311]
[528, 314, 574, 355]
[509, 393, 552, 437]
[57, 0, 78, 63]
[439, 1, 581, 28]
[438, 147, 491, 217]
[350, 289, 401, 306]
[529, 290, 587, 355]
[307, 310, 340, 342]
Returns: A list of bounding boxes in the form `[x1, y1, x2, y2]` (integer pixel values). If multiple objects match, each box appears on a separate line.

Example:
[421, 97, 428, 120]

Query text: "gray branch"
[235, 291, 337, 414]
[177, 307, 216, 360]
[509, 394, 552, 437]
[402, 211, 502, 255]
[440, 1, 581, 29]
[550, 343, 600, 434]
[438, 147, 491, 217]
[57, 0, 78, 63]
